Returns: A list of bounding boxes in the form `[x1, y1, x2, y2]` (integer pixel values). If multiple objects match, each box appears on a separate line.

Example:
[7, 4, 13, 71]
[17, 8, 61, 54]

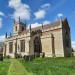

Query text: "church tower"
[13, 17, 26, 35]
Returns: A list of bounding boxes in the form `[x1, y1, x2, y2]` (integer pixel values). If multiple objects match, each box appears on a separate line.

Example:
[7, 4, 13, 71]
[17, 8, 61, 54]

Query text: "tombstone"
[23, 55, 33, 61]
[0, 47, 3, 61]
[40, 52, 45, 58]
[0, 54, 3, 61]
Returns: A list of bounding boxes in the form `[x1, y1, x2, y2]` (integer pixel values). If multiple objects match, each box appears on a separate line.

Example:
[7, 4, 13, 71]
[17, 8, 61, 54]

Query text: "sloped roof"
[19, 18, 69, 34]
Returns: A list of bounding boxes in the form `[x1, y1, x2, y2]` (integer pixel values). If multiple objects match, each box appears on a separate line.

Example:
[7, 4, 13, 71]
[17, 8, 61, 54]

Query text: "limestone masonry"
[3, 18, 72, 58]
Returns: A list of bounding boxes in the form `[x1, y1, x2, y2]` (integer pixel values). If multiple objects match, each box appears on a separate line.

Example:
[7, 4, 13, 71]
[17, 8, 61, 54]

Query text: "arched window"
[34, 36, 41, 53]
[20, 40, 25, 52]
[9, 42, 13, 53]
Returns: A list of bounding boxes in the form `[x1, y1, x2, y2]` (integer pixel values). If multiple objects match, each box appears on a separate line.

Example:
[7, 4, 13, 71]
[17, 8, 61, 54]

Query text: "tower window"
[22, 27, 24, 31]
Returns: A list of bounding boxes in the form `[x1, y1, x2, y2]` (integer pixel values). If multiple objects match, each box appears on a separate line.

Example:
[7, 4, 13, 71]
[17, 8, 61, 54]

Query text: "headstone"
[0, 47, 3, 61]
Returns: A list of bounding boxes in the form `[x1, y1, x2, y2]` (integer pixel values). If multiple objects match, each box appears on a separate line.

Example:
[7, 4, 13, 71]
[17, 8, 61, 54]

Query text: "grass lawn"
[0, 59, 11, 75]
[1, 57, 75, 75]
[19, 57, 75, 75]
[7, 59, 29, 75]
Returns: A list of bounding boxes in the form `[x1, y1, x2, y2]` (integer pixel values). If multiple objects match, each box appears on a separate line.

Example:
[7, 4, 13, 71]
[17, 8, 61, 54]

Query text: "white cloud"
[72, 41, 75, 51]
[34, 10, 46, 19]
[0, 35, 5, 42]
[9, 0, 31, 21]
[0, 18, 2, 28]
[31, 22, 42, 28]
[43, 20, 51, 25]
[9, 0, 21, 9]
[27, 20, 51, 29]
[27, 22, 42, 29]
[34, 3, 51, 20]
[54, 13, 64, 22]
[0, 11, 4, 28]
[57, 13, 64, 18]
[41, 3, 51, 10]
[0, 11, 5, 16]
[72, 41, 75, 44]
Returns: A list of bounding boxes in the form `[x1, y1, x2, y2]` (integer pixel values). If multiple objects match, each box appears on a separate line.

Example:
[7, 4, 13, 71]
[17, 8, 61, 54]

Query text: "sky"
[0, 0, 75, 49]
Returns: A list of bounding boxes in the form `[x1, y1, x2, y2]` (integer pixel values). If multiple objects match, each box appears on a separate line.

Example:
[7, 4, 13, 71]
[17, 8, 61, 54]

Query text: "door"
[34, 36, 41, 56]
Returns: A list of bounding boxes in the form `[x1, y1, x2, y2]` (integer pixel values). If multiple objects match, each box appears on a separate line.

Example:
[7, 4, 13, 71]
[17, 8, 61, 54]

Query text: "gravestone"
[0, 47, 3, 61]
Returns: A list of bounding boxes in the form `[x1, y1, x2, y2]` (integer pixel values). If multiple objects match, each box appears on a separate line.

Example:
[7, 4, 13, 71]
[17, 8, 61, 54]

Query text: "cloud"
[31, 22, 42, 28]
[0, 35, 5, 42]
[72, 41, 75, 50]
[54, 13, 64, 22]
[34, 10, 46, 19]
[34, 3, 51, 20]
[43, 20, 51, 25]
[41, 3, 51, 10]
[0, 18, 2, 28]
[9, 0, 21, 9]
[0, 11, 5, 16]
[27, 22, 42, 29]
[57, 13, 64, 18]
[27, 20, 51, 29]
[9, 0, 31, 21]
[0, 11, 4, 28]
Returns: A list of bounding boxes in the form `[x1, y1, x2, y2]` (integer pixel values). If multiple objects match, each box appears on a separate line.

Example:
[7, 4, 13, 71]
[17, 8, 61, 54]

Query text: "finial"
[25, 20, 27, 26]
[42, 23, 43, 29]
[14, 19, 16, 24]
[30, 24, 31, 32]
[10, 32, 12, 37]
[24, 20, 27, 30]
[5, 32, 7, 38]
[29, 24, 32, 37]
[19, 16, 20, 23]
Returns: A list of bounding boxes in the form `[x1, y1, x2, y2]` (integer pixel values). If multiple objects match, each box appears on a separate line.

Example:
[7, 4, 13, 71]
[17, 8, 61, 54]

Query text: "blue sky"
[0, 0, 75, 49]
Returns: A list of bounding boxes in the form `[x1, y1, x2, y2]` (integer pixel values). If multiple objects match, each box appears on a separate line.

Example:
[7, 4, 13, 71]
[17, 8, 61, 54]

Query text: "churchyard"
[0, 57, 75, 75]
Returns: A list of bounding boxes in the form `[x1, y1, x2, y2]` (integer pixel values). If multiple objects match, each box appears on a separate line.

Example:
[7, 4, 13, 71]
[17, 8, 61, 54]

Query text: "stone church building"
[3, 18, 72, 58]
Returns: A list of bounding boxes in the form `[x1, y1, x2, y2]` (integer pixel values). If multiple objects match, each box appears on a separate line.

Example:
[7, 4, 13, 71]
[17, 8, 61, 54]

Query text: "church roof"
[33, 20, 61, 30]
[19, 18, 70, 35]
[31, 18, 69, 31]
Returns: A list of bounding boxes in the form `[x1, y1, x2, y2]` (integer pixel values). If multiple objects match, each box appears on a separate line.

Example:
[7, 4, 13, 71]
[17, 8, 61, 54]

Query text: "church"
[3, 18, 72, 58]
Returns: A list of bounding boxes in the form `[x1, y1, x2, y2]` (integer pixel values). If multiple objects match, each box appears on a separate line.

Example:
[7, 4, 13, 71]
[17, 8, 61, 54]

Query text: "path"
[7, 59, 31, 75]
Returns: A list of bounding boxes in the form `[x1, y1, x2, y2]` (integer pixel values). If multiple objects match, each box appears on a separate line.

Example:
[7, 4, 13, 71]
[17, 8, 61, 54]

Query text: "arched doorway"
[34, 36, 41, 56]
